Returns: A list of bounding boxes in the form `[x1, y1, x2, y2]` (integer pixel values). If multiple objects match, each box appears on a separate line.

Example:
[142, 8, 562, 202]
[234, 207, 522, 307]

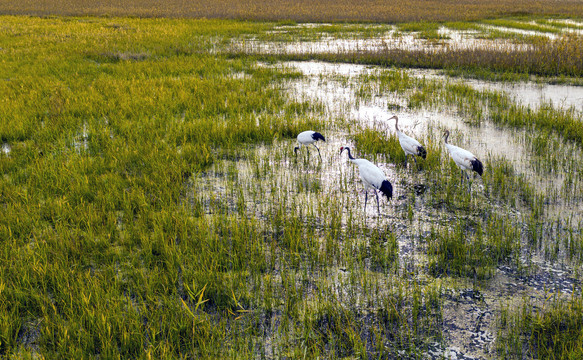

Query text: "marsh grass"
[3, 0, 583, 22]
[537, 18, 583, 31]
[497, 294, 583, 359]
[189, 140, 450, 358]
[335, 61, 583, 357]
[482, 18, 562, 33]
[426, 214, 519, 279]
[0, 16, 328, 358]
[2, 15, 583, 359]
[235, 18, 583, 82]
[331, 33, 582, 77]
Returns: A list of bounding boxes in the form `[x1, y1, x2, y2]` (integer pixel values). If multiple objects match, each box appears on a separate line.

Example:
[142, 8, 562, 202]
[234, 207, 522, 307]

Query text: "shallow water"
[236, 27, 531, 55]
[470, 80, 583, 113]
[232, 21, 583, 59]
[269, 60, 581, 358]
[280, 60, 583, 229]
[282, 61, 583, 220]
[73, 122, 89, 153]
[1, 142, 10, 155]
[191, 49, 583, 358]
[247, 26, 583, 114]
[408, 68, 583, 113]
[282, 62, 532, 166]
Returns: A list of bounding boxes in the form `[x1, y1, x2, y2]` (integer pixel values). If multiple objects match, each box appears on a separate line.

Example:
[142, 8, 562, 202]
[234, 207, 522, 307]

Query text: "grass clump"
[497, 295, 583, 359]
[427, 215, 518, 279]
[482, 18, 562, 33]
[351, 128, 407, 165]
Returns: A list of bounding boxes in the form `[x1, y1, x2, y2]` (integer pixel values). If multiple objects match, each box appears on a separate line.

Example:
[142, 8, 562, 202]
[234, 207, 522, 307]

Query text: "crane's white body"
[385, 115, 426, 166]
[341, 147, 392, 214]
[295, 130, 325, 160]
[444, 143, 478, 172]
[443, 130, 483, 191]
[350, 158, 388, 193]
[397, 130, 423, 157]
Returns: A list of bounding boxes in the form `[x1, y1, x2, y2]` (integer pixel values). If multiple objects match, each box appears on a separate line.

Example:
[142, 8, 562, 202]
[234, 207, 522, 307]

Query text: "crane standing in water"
[443, 129, 483, 191]
[385, 115, 426, 168]
[340, 146, 393, 215]
[294, 131, 326, 161]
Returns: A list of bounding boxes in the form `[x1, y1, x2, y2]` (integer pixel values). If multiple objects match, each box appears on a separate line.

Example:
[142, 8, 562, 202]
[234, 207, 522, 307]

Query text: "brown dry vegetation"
[269, 34, 583, 77]
[1, 0, 583, 22]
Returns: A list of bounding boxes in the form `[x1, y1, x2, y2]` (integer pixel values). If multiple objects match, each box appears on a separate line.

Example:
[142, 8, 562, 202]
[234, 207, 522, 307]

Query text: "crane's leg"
[364, 191, 368, 213]
[412, 155, 419, 170]
[466, 172, 472, 192]
[313, 144, 322, 161]
[460, 170, 465, 184]
[375, 190, 380, 215]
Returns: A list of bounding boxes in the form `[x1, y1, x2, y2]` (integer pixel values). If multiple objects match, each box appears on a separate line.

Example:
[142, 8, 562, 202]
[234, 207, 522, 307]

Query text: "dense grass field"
[2, 0, 583, 21]
[1, 14, 582, 359]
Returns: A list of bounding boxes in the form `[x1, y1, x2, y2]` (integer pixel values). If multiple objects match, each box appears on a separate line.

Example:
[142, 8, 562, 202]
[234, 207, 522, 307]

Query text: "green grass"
[482, 18, 562, 33]
[2, 15, 583, 359]
[236, 17, 583, 81]
[397, 22, 441, 32]
[426, 214, 518, 279]
[0, 16, 321, 358]
[498, 295, 583, 359]
[536, 18, 583, 30]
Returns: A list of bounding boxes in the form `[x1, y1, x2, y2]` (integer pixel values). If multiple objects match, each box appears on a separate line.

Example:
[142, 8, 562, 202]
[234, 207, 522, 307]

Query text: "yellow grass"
[1, 0, 583, 22]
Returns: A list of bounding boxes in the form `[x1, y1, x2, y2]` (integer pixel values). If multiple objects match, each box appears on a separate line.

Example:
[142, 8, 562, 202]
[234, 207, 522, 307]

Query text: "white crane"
[386, 115, 426, 167]
[443, 129, 483, 191]
[340, 146, 393, 214]
[294, 131, 326, 160]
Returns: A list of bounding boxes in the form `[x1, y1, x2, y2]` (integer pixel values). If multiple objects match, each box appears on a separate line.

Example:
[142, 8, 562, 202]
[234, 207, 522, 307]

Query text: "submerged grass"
[295, 33, 583, 77]
[339, 61, 583, 357]
[234, 18, 583, 82]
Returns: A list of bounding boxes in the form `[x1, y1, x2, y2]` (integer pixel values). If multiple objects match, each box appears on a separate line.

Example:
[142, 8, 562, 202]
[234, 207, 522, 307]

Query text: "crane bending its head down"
[340, 146, 392, 214]
[294, 131, 326, 160]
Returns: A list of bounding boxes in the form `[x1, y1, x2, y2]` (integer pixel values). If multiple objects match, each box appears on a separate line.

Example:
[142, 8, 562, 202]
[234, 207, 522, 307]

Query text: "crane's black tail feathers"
[417, 146, 427, 159]
[379, 180, 393, 200]
[312, 132, 326, 142]
[471, 158, 484, 176]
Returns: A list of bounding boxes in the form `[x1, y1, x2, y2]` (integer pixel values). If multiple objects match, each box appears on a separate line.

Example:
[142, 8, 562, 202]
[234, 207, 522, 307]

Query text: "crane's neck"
[343, 147, 355, 160]
[444, 130, 450, 144]
[389, 115, 400, 132]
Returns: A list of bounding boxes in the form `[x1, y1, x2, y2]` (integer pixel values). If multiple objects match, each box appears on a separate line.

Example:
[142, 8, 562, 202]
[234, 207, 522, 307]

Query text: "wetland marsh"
[0, 15, 582, 359]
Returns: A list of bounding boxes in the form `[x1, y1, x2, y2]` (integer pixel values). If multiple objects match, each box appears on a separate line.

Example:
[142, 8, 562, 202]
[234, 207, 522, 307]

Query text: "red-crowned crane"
[294, 131, 326, 160]
[386, 115, 426, 168]
[340, 146, 393, 215]
[443, 129, 483, 191]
